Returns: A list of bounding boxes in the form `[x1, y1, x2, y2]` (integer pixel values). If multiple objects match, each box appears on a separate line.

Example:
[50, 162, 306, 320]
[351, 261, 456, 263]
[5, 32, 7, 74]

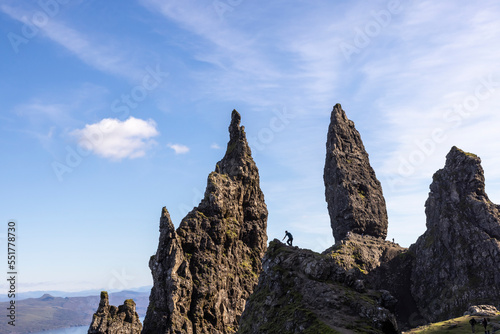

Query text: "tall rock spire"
[142, 110, 268, 334]
[410, 146, 500, 322]
[324, 104, 388, 242]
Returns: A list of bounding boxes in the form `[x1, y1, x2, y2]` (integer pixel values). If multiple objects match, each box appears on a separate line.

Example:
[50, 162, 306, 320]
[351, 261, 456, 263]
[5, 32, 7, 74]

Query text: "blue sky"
[1, 0, 500, 293]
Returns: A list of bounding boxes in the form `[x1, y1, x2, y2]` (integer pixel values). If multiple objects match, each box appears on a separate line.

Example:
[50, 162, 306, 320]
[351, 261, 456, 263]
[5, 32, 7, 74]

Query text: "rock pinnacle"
[410, 146, 500, 322]
[324, 104, 388, 242]
[142, 109, 268, 334]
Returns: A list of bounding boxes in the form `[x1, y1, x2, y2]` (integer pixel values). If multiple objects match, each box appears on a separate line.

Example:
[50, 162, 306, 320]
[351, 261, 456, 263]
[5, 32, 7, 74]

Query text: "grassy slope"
[404, 314, 500, 333]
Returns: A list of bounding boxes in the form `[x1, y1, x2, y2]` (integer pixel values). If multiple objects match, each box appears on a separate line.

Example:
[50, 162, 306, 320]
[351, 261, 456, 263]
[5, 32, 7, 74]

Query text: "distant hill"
[0, 290, 150, 334]
[0, 286, 151, 302]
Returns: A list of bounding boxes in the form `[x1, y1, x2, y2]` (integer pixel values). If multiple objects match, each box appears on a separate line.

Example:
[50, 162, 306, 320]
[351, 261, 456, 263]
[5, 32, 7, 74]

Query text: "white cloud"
[168, 143, 190, 154]
[210, 143, 221, 149]
[72, 117, 159, 160]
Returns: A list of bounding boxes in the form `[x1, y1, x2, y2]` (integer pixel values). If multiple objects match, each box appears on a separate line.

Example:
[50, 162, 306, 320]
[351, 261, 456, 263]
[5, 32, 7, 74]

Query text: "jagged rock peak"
[410, 146, 500, 323]
[431, 146, 485, 200]
[143, 110, 268, 334]
[324, 103, 388, 242]
[228, 109, 242, 143]
[88, 291, 142, 334]
[217, 109, 253, 178]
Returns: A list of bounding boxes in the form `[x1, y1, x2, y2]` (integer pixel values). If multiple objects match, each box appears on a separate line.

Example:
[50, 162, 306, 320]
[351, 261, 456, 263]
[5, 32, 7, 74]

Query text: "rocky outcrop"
[142, 110, 268, 334]
[410, 146, 500, 322]
[324, 104, 388, 242]
[323, 232, 405, 274]
[238, 240, 398, 334]
[88, 291, 142, 334]
[466, 305, 499, 317]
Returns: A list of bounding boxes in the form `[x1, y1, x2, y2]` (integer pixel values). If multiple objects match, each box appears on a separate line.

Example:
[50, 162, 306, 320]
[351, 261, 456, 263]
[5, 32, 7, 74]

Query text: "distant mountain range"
[0, 288, 150, 334]
[0, 286, 151, 302]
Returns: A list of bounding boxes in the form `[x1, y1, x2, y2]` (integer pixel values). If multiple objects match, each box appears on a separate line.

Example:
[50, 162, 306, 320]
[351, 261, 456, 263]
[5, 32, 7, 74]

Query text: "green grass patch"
[405, 314, 500, 333]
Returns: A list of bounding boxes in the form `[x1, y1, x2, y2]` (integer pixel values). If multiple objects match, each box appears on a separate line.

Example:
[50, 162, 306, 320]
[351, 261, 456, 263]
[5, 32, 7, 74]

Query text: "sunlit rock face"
[142, 110, 268, 334]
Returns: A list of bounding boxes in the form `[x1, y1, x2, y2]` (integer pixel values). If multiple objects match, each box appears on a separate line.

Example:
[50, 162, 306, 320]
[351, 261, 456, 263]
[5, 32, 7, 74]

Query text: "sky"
[1, 0, 500, 293]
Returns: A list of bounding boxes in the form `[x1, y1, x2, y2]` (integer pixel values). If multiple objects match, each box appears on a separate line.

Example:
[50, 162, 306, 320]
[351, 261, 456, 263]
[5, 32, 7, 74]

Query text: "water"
[29, 326, 88, 334]
[29, 317, 145, 334]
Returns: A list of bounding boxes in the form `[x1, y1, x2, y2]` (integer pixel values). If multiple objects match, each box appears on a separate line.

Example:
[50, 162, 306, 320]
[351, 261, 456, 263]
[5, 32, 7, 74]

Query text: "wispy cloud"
[210, 143, 221, 149]
[139, 0, 500, 247]
[167, 143, 190, 154]
[1, 3, 142, 80]
[365, 2, 500, 181]
[72, 117, 159, 160]
[139, 0, 336, 110]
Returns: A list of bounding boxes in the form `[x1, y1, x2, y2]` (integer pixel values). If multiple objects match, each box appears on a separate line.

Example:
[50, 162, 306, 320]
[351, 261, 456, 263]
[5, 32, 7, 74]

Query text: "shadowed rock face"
[324, 104, 388, 242]
[142, 110, 268, 334]
[410, 146, 500, 322]
[238, 240, 398, 334]
[88, 291, 142, 334]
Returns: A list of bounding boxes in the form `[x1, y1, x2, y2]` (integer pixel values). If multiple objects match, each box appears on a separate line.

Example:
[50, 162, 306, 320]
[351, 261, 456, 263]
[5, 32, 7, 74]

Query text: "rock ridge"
[238, 240, 398, 334]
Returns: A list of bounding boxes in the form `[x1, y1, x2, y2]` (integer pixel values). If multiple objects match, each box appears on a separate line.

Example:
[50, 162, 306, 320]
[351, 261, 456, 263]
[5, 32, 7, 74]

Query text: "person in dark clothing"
[469, 317, 477, 333]
[482, 318, 488, 333]
[282, 230, 293, 246]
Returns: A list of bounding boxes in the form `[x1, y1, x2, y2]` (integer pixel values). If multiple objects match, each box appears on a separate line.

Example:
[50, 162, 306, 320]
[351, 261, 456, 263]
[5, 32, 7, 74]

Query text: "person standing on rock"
[283, 230, 293, 246]
[469, 317, 477, 333]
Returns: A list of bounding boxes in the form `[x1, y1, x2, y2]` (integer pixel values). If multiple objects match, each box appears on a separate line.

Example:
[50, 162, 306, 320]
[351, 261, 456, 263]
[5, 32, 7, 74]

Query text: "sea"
[30, 326, 88, 334]
[30, 317, 145, 334]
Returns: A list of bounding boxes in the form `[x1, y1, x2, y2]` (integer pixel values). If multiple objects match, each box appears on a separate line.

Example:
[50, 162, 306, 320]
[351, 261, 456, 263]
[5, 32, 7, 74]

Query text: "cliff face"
[142, 110, 268, 334]
[88, 291, 142, 334]
[238, 240, 398, 334]
[324, 104, 388, 242]
[410, 146, 500, 322]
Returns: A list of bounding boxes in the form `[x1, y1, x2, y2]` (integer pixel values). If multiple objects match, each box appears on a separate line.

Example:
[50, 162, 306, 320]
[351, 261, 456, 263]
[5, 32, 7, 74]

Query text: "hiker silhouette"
[282, 230, 293, 246]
